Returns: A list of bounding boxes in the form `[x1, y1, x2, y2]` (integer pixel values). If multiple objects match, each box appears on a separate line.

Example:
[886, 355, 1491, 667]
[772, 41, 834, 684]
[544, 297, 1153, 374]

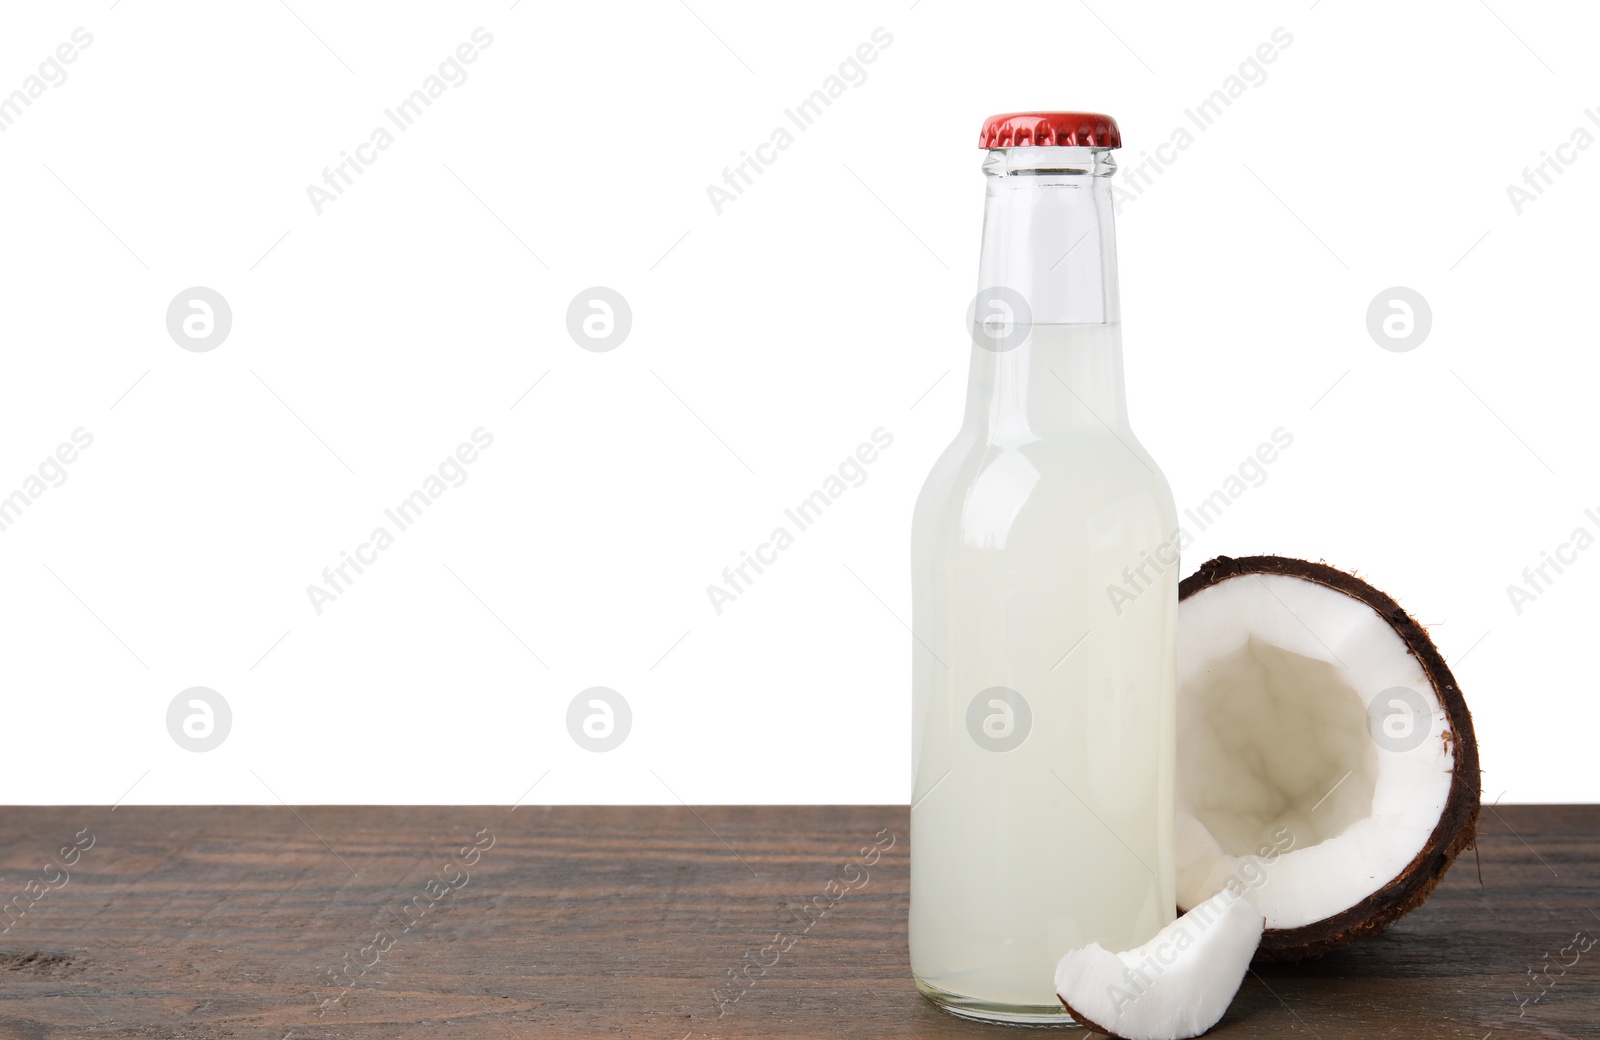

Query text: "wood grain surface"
[0, 804, 1594, 1038]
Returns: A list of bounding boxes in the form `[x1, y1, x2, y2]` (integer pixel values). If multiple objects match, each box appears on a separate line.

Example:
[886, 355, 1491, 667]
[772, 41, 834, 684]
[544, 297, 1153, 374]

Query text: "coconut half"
[1176, 555, 1480, 960]
[1056, 888, 1264, 1039]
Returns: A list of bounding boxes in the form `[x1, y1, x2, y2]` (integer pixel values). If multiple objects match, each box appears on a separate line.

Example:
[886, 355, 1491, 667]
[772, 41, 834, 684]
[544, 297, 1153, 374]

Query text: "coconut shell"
[1058, 1001, 1118, 1036]
[1178, 555, 1481, 961]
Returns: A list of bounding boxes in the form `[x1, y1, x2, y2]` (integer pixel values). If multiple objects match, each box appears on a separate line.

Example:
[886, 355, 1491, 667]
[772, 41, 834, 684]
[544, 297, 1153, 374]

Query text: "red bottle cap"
[978, 112, 1121, 149]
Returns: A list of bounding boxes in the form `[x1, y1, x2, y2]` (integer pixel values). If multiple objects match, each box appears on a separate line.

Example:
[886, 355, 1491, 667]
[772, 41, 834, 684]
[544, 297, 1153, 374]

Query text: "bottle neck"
[966, 147, 1127, 439]
[977, 146, 1120, 324]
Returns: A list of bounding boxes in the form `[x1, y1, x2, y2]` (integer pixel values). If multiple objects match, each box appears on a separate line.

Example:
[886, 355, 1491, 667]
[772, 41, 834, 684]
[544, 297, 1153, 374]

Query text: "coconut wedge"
[1176, 555, 1480, 960]
[1056, 888, 1264, 1039]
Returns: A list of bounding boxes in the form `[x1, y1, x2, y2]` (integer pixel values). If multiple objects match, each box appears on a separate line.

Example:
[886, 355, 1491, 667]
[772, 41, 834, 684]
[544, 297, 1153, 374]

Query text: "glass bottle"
[909, 112, 1178, 1025]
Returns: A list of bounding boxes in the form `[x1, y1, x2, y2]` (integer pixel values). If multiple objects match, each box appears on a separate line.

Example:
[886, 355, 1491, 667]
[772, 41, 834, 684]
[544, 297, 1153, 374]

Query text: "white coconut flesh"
[1055, 888, 1264, 1040]
[1176, 572, 1455, 932]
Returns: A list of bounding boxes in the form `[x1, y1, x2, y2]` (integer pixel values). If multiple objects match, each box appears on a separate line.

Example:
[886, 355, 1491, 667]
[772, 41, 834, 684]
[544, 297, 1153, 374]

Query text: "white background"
[1, 1, 1593, 805]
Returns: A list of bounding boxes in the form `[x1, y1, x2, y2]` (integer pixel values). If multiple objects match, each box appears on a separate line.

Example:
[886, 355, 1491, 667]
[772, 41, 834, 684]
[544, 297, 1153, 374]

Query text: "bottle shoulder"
[913, 427, 1176, 552]
[917, 426, 1174, 501]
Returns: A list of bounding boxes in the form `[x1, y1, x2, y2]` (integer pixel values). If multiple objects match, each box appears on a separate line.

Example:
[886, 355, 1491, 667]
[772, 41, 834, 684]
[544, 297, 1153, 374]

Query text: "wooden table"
[0, 805, 1593, 1038]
